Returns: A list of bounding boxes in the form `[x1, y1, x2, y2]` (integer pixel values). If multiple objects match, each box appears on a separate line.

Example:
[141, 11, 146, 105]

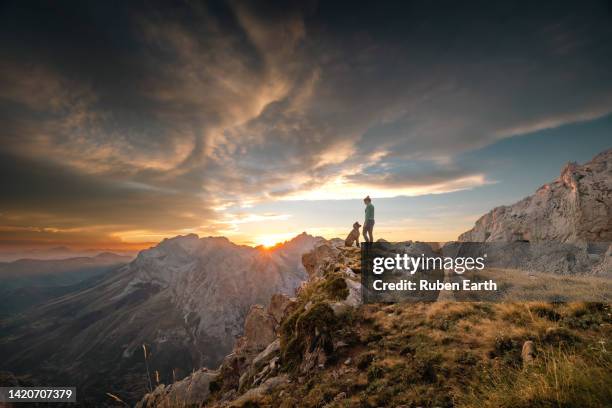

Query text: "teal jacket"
[365, 203, 375, 221]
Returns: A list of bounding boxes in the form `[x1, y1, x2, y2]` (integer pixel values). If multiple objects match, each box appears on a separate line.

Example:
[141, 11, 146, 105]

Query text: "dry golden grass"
[474, 268, 612, 302]
[256, 299, 611, 408]
[458, 346, 611, 408]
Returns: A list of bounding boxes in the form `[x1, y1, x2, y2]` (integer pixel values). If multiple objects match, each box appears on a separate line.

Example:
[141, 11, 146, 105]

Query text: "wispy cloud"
[0, 0, 611, 247]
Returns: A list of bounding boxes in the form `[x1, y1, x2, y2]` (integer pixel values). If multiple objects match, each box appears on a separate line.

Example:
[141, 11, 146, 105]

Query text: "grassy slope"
[209, 247, 611, 408]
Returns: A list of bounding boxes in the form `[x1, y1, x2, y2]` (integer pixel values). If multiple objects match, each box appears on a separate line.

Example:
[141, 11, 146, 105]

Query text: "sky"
[0, 0, 611, 253]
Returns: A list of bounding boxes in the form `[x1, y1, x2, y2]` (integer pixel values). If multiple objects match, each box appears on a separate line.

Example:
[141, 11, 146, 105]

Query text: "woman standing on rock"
[363, 195, 375, 243]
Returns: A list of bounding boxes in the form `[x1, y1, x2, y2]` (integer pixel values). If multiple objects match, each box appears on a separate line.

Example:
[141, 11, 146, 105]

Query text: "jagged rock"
[302, 244, 340, 279]
[268, 356, 279, 373]
[253, 364, 270, 385]
[252, 339, 280, 368]
[221, 305, 279, 393]
[521, 340, 536, 366]
[342, 267, 357, 278]
[135, 384, 166, 408]
[592, 243, 612, 275]
[300, 343, 328, 372]
[228, 375, 289, 407]
[242, 305, 277, 352]
[334, 340, 348, 348]
[330, 278, 362, 316]
[453, 150, 612, 275]
[267, 293, 294, 323]
[221, 389, 237, 402]
[344, 278, 362, 306]
[334, 391, 347, 401]
[459, 149, 612, 244]
[238, 371, 249, 390]
[234, 338, 281, 391]
[133, 237, 347, 406]
[135, 368, 218, 407]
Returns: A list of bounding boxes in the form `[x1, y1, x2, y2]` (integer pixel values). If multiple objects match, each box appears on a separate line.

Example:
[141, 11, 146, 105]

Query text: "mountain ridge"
[459, 149, 612, 243]
[0, 233, 324, 404]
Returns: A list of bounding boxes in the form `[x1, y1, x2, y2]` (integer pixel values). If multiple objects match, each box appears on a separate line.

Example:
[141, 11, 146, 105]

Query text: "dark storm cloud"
[0, 0, 611, 244]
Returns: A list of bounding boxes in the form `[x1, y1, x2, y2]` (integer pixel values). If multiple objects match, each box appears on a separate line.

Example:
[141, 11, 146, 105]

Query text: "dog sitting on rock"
[345, 222, 362, 247]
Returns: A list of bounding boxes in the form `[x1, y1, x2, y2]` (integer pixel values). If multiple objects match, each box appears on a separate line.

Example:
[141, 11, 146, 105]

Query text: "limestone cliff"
[459, 149, 611, 243]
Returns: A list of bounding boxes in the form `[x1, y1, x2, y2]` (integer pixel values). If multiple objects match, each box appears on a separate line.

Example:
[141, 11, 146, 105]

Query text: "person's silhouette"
[363, 195, 375, 243]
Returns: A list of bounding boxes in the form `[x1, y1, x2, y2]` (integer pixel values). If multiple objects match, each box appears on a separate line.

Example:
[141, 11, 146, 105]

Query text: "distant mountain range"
[0, 233, 322, 404]
[0, 252, 131, 316]
[0, 246, 138, 262]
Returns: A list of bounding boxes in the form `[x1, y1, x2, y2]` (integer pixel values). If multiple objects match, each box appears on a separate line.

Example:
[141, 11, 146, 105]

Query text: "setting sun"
[254, 232, 300, 248]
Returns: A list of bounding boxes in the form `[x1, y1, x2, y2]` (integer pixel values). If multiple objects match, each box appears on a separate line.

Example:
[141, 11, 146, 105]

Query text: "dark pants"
[363, 219, 375, 242]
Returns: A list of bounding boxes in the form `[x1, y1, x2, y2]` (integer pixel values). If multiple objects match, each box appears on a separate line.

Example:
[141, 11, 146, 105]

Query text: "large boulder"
[135, 368, 218, 408]
[330, 278, 362, 316]
[521, 341, 536, 367]
[228, 375, 289, 407]
[242, 305, 277, 352]
[267, 293, 295, 324]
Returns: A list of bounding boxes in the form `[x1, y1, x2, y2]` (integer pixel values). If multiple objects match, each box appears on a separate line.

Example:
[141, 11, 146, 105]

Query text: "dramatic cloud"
[0, 0, 611, 247]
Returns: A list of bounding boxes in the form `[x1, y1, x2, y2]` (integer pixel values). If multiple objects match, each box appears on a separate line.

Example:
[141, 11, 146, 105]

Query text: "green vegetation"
[280, 301, 338, 372]
[321, 275, 349, 300]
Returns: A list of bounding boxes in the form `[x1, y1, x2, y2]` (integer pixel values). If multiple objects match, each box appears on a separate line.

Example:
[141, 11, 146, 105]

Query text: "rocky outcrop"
[455, 149, 611, 275]
[267, 293, 295, 324]
[329, 278, 361, 316]
[136, 368, 218, 408]
[521, 341, 536, 367]
[459, 149, 611, 244]
[228, 375, 289, 407]
[241, 305, 277, 353]
[136, 242, 365, 407]
[302, 243, 340, 279]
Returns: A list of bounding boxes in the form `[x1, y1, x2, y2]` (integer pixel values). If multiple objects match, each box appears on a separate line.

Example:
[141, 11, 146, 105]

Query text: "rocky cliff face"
[0, 233, 321, 404]
[122, 233, 319, 349]
[459, 149, 612, 244]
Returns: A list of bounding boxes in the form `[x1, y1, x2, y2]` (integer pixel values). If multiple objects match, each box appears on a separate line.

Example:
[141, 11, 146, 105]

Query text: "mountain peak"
[459, 148, 612, 243]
